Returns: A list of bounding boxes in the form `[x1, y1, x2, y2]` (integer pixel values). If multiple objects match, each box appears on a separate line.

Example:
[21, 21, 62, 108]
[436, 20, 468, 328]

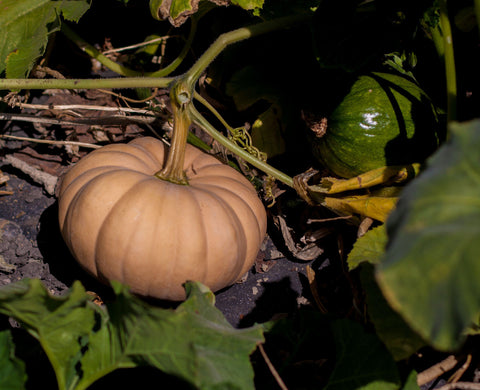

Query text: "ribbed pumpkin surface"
[312, 72, 439, 178]
[58, 137, 267, 300]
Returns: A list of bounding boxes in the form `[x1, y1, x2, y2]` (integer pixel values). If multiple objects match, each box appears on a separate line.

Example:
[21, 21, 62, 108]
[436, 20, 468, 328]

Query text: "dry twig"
[0, 112, 157, 126]
[449, 354, 472, 383]
[0, 134, 101, 149]
[2, 155, 58, 195]
[306, 266, 328, 314]
[417, 355, 459, 386]
[437, 383, 480, 390]
[258, 343, 288, 390]
[6, 101, 158, 116]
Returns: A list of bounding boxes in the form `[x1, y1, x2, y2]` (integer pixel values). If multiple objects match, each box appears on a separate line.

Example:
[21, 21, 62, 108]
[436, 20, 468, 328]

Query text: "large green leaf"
[325, 319, 400, 390]
[0, 0, 90, 78]
[78, 281, 263, 390]
[0, 330, 27, 390]
[0, 279, 96, 390]
[377, 119, 480, 351]
[0, 279, 263, 390]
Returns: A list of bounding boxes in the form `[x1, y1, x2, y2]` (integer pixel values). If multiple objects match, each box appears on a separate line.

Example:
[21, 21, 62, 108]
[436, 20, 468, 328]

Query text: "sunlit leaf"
[347, 225, 387, 270]
[149, 0, 263, 26]
[0, 0, 90, 78]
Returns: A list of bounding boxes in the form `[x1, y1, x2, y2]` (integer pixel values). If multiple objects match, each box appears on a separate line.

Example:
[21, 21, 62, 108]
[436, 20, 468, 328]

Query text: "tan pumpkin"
[57, 136, 267, 300]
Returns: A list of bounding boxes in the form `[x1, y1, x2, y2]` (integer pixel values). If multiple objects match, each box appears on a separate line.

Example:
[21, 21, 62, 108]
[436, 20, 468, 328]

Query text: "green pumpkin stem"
[155, 81, 191, 185]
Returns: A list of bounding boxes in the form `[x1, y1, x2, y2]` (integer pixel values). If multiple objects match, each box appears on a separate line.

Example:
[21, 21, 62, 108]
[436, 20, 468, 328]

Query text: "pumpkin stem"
[155, 81, 192, 185]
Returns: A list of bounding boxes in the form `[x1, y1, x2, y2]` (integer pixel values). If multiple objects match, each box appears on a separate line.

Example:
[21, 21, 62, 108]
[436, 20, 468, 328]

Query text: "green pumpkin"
[310, 72, 440, 178]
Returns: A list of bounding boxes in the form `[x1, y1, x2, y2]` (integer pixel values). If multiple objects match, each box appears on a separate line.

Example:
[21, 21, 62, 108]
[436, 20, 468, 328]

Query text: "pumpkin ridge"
[60, 167, 150, 232]
[128, 141, 166, 170]
[191, 185, 248, 285]
[195, 182, 264, 241]
[61, 168, 129, 256]
[94, 175, 154, 281]
[94, 149, 159, 173]
[180, 187, 209, 288]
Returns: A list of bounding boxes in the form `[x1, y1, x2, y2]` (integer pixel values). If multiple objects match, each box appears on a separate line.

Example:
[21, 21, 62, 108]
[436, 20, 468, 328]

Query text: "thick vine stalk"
[0, 77, 174, 90]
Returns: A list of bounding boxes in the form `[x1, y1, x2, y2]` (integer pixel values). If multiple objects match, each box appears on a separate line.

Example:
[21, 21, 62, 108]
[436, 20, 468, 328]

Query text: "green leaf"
[401, 371, 420, 390]
[251, 104, 286, 158]
[347, 226, 425, 360]
[0, 330, 27, 390]
[226, 65, 281, 111]
[347, 225, 388, 270]
[0, 279, 263, 390]
[149, 0, 263, 26]
[170, 0, 195, 19]
[360, 265, 425, 361]
[377, 119, 480, 351]
[231, 0, 264, 11]
[0, 279, 96, 390]
[77, 281, 264, 390]
[0, 0, 90, 78]
[226, 66, 297, 158]
[325, 319, 400, 390]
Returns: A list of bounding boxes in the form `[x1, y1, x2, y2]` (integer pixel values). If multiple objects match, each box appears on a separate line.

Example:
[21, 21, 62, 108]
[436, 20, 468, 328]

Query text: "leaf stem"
[189, 105, 294, 188]
[439, 0, 457, 124]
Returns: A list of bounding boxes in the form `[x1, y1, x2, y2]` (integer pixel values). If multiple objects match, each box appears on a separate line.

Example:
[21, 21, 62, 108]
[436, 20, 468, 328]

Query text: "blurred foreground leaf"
[0, 330, 27, 390]
[377, 119, 480, 351]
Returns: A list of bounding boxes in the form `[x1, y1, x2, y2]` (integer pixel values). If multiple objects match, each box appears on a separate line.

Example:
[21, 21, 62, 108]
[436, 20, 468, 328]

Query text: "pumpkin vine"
[0, 14, 308, 189]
